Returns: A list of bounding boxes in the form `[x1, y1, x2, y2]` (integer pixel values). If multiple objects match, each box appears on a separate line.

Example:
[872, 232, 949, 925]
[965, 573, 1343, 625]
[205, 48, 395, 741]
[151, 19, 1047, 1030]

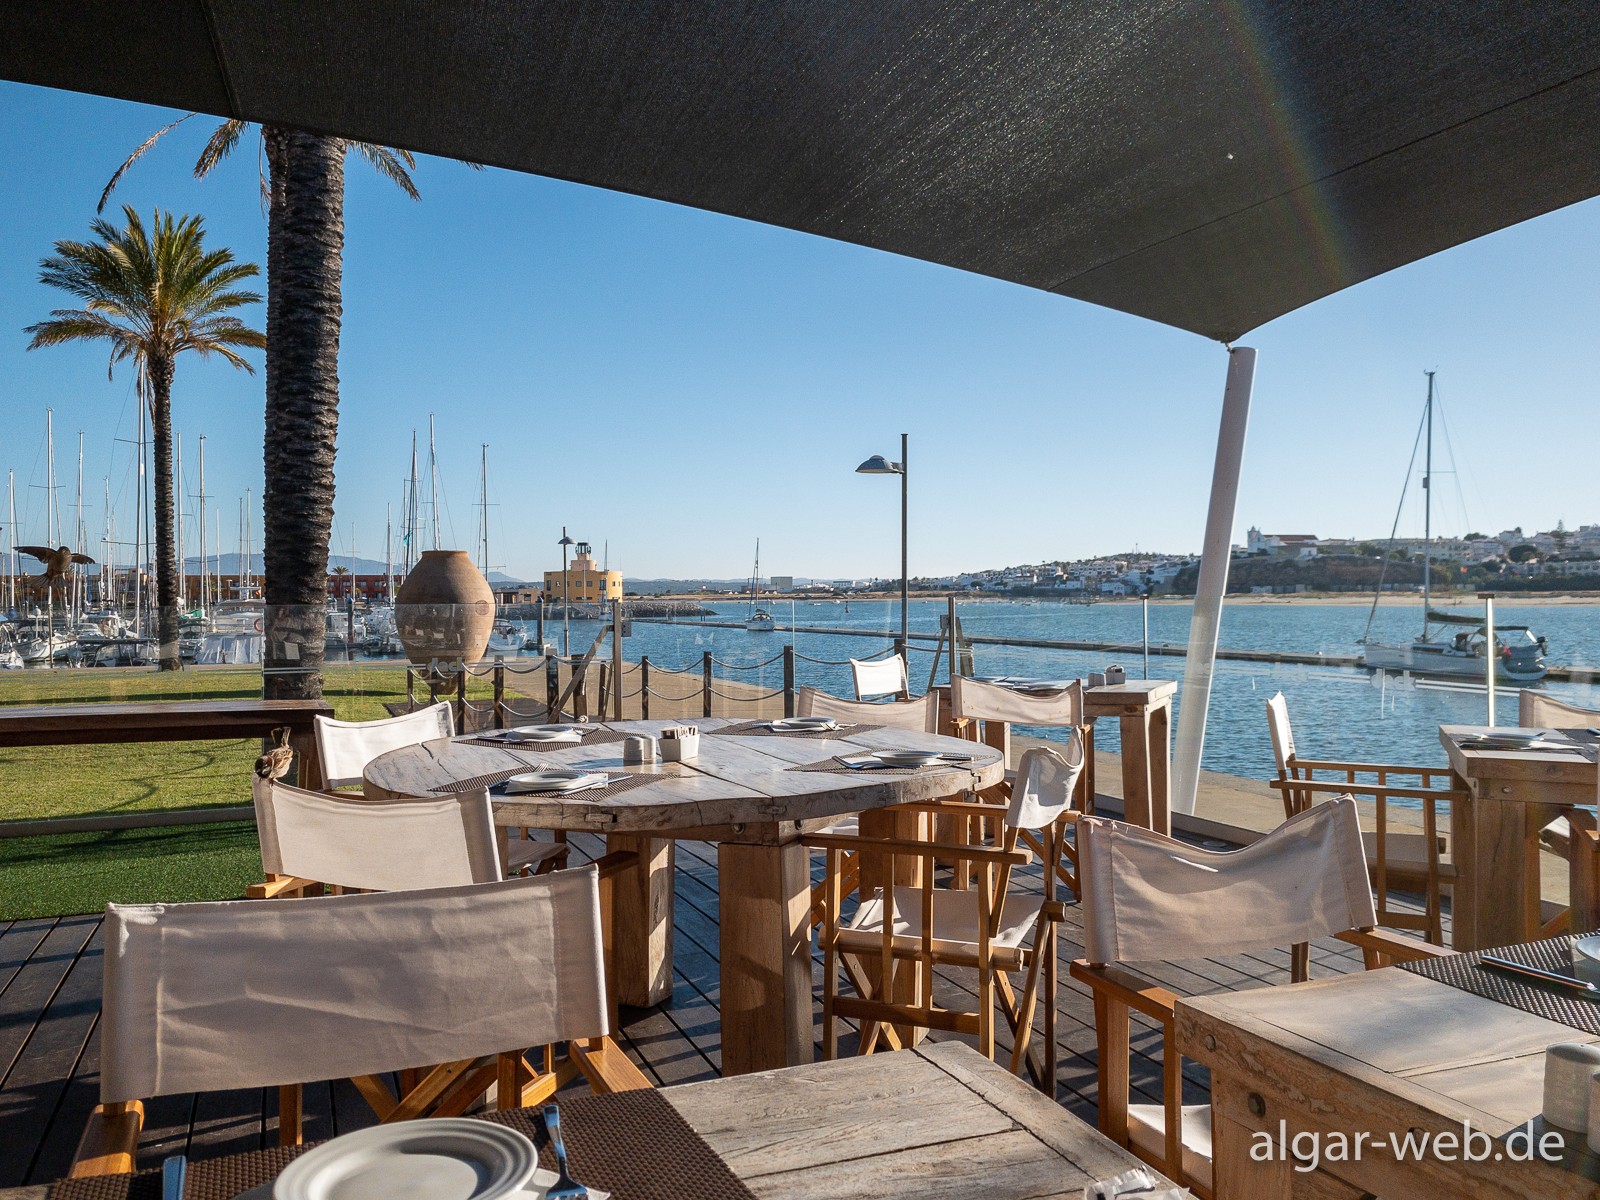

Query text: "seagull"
[15, 545, 95, 596]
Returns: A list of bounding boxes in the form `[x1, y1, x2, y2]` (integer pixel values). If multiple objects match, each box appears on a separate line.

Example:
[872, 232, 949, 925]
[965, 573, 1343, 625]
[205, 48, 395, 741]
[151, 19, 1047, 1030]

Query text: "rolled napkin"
[1083, 1167, 1189, 1199]
[1545, 1042, 1600, 1131]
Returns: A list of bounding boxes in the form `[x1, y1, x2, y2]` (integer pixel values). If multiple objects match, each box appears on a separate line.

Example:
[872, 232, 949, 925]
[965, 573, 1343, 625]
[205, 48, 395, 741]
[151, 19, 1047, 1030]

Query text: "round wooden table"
[365, 716, 1004, 1075]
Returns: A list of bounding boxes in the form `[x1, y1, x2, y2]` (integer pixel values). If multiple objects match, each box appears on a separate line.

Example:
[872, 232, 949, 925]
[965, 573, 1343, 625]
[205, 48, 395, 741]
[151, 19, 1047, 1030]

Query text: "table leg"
[290, 724, 322, 791]
[1118, 711, 1153, 831]
[1451, 786, 1554, 951]
[605, 834, 674, 1008]
[1149, 700, 1172, 835]
[1211, 1076, 1295, 1199]
[717, 836, 813, 1075]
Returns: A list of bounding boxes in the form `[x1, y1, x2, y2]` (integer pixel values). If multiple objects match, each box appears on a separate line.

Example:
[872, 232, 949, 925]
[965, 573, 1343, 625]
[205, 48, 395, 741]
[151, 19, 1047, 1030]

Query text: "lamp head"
[558, 534, 575, 547]
[855, 454, 904, 475]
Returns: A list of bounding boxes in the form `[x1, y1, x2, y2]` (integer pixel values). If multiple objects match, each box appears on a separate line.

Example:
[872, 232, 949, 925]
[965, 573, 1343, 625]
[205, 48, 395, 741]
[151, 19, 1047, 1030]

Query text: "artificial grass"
[0, 822, 263, 919]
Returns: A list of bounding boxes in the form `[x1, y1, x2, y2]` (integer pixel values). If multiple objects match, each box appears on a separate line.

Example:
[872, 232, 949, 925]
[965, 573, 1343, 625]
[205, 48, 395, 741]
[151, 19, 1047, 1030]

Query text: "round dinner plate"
[505, 725, 586, 741]
[771, 717, 837, 731]
[870, 749, 943, 768]
[1573, 935, 1600, 981]
[273, 1118, 537, 1200]
[506, 769, 606, 793]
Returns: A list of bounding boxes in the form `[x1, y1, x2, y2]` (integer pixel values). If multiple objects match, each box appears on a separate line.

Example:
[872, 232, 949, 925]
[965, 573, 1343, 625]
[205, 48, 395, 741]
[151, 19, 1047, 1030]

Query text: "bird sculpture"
[254, 726, 296, 782]
[15, 545, 94, 598]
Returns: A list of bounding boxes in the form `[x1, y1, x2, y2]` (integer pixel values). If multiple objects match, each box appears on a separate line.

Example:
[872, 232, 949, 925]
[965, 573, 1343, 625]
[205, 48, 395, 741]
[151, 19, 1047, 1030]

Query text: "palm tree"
[102, 118, 420, 699]
[26, 207, 265, 670]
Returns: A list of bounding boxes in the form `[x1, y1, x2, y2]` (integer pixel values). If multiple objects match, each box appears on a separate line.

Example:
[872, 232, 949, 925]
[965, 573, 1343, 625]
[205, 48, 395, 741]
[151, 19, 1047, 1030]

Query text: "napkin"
[1084, 1167, 1190, 1199]
[506, 729, 582, 744]
[503, 771, 607, 794]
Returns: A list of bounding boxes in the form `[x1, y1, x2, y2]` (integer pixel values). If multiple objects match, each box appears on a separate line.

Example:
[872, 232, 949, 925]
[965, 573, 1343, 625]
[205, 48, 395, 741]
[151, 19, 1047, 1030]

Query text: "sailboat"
[745, 540, 775, 632]
[1360, 372, 1548, 683]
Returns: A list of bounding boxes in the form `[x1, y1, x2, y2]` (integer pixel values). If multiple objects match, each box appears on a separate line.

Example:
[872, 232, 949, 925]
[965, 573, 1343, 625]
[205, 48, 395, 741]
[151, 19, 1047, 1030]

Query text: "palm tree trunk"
[149, 357, 181, 670]
[262, 129, 344, 701]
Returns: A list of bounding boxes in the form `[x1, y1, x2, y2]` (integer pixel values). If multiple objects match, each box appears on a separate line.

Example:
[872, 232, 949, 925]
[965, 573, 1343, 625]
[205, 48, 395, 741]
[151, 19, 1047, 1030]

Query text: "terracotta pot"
[395, 550, 495, 674]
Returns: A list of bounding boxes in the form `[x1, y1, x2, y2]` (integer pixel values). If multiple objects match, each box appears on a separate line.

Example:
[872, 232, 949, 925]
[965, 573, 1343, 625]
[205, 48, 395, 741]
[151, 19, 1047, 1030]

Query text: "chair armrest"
[246, 875, 322, 900]
[1069, 960, 1179, 1024]
[568, 1036, 652, 1093]
[1288, 756, 1454, 778]
[589, 850, 640, 880]
[888, 799, 1009, 817]
[1335, 927, 1453, 965]
[1270, 778, 1468, 803]
[70, 1101, 144, 1176]
[801, 833, 1030, 867]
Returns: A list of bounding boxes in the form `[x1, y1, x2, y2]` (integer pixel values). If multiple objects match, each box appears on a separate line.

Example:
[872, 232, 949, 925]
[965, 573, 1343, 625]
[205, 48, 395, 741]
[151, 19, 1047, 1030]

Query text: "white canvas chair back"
[851, 654, 909, 700]
[99, 868, 609, 1104]
[253, 776, 502, 891]
[1008, 740, 1086, 832]
[796, 686, 937, 733]
[1265, 691, 1296, 774]
[316, 701, 455, 790]
[1520, 691, 1600, 729]
[952, 674, 1082, 727]
[1078, 796, 1376, 964]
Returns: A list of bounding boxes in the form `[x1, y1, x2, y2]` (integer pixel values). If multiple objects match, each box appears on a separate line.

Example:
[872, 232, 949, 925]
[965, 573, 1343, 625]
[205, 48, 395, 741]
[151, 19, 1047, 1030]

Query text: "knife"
[1480, 954, 1600, 997]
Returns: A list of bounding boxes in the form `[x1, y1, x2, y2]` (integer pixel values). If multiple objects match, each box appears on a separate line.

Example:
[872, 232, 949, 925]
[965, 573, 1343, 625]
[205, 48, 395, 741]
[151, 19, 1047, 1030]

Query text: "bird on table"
[15, 545, 94, 598]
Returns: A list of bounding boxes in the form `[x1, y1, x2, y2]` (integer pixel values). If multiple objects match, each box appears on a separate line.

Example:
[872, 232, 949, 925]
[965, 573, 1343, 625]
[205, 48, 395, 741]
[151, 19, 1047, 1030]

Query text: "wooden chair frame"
[1270, 765, 1465, 954]
[808, 798, 1072, 1091]
[72, 853, 648, 1176]
[1070, 928, 1450, 1199]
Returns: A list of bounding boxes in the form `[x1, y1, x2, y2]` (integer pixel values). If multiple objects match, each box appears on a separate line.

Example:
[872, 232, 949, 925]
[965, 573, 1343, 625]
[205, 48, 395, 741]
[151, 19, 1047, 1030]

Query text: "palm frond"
[195, 119, 249, 177]
[97, 114, 195, 212]
[349, 142, 421, 200]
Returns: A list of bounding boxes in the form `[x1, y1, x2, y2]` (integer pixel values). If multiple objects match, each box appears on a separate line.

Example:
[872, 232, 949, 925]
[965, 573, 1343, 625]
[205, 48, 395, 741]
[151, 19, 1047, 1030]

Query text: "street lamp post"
[857, 433, 909, 652]
[558, 528, 575, 656]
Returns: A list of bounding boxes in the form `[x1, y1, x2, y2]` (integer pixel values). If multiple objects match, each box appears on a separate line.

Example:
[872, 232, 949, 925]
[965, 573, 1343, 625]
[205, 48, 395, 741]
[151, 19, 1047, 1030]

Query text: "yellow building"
[543, 542, 622, 604]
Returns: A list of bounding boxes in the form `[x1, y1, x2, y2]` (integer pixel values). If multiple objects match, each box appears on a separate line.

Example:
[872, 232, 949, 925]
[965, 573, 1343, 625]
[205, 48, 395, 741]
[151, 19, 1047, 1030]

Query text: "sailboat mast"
[197, 436, 207, 612]
[75, 430, 85, 621]
[5, 470, 14, 614]
[406, 429, 419, 574]
[1422, 370, 1434, 634]
[428, 415, 441, 551]
[175, 431, 184, 614]
[385, 503, 393, 602]
[478, 443, 489, 578]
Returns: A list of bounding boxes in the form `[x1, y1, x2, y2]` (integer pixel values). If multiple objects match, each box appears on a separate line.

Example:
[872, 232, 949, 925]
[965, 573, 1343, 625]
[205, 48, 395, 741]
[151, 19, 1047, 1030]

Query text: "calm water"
[531, 598, 1600, 782]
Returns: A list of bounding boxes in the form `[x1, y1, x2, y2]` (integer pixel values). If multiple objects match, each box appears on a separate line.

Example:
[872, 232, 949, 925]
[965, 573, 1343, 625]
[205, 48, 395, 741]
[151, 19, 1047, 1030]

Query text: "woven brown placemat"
[710, 720, 883, 740]
[461, 726, 630, 751]
[1397, 934, 1600, 1035]
[48, 1088, 758, 1200]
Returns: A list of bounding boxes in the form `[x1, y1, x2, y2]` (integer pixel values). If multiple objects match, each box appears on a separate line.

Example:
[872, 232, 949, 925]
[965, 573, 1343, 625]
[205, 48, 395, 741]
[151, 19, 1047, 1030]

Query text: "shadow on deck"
[0, 828, 1395, 1188]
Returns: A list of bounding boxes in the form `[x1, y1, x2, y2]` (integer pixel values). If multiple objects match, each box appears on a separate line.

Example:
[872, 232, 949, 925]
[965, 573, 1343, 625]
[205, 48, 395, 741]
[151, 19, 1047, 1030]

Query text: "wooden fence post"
[702, 651, 713, 719]
[640, 656, 651, 720]
[782, 644, 796, 717]
[492, 661, 506, 729]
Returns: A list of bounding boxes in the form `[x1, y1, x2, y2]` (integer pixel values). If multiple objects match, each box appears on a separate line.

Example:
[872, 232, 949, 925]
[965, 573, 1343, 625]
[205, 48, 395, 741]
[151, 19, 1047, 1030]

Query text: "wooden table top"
[1441, 724, 1597, 793]
[363, 717, 1005, 837]
[0, 1044, 1172, 1200]
[1178, 964, 1599, 1197]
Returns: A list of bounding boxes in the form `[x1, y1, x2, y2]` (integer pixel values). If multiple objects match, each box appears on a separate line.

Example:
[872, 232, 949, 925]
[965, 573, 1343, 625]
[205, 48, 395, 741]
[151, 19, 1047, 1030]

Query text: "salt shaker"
[1545, 1042, 1600, 1131]
[621, 735, 658, 765]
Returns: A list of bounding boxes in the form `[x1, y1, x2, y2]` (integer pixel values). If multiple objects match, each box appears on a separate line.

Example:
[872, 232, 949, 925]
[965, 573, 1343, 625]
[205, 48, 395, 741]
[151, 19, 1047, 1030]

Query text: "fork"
[542, 1104, 588, 1200]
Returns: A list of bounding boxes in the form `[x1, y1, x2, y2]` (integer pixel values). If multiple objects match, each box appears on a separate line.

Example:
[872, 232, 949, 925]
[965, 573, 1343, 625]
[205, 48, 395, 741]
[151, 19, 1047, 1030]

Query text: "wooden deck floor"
[0, 829, 1389, 1188]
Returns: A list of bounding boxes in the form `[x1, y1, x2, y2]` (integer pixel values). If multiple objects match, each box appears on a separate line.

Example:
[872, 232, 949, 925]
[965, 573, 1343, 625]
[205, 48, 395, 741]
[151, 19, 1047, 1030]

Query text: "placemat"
[710, 720, 882, 739]
[1397, 934, 1600, 1035]
[430, 769, 661, 800]
[48, 1088, 758, 1200]
[461, 726, 630, 751]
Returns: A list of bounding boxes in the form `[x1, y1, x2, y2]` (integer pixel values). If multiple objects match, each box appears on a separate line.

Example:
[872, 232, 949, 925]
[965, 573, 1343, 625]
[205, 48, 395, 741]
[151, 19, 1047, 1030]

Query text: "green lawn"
[0, 822, 263, 919]
[0, 663, 498, 918]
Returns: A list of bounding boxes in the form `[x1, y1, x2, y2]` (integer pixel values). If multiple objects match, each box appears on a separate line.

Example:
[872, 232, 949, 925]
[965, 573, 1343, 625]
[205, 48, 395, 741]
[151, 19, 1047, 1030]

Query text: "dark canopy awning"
[6, 2, 1599, 340]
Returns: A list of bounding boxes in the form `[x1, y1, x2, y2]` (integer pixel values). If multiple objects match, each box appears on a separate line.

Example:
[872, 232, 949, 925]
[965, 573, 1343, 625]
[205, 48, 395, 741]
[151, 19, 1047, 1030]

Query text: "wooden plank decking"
[0, 829, 1387, 1188]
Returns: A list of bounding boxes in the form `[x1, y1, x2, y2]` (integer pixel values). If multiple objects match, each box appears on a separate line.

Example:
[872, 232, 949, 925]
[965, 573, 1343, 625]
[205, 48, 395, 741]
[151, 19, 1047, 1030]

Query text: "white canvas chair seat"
[1520, 691, 1600, 729]
[1070, 798, 1446, 1196]
[839, 884, 1044, 970]
[316, 701, 455, 790]
[816, 813, 857, 837]
[1127, 1105, 1213, 1193]
[850, 654, 909, 700]
[796, 686, 936, 732]
[507, 834, 568, 873]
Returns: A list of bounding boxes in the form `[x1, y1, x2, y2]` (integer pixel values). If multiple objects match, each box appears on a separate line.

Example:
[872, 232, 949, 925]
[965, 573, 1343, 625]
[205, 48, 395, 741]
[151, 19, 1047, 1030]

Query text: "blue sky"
[2, 81, 1597, 582]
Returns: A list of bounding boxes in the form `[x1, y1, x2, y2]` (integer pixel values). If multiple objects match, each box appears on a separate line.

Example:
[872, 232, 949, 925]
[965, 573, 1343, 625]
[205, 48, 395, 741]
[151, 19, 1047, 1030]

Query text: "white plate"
[770, 717, 838, 731]
[504, 769, 608, 794]
[273, 1119, 536, 1200]
[1574, 935, 1600, 982]
[505, 725, 587, 741]
[869, 749, 943, 768]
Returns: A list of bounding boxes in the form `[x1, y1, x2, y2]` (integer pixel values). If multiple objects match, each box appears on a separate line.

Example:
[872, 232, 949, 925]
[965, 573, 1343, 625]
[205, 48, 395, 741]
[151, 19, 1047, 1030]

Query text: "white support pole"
[1172, 345, 1257, 816]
